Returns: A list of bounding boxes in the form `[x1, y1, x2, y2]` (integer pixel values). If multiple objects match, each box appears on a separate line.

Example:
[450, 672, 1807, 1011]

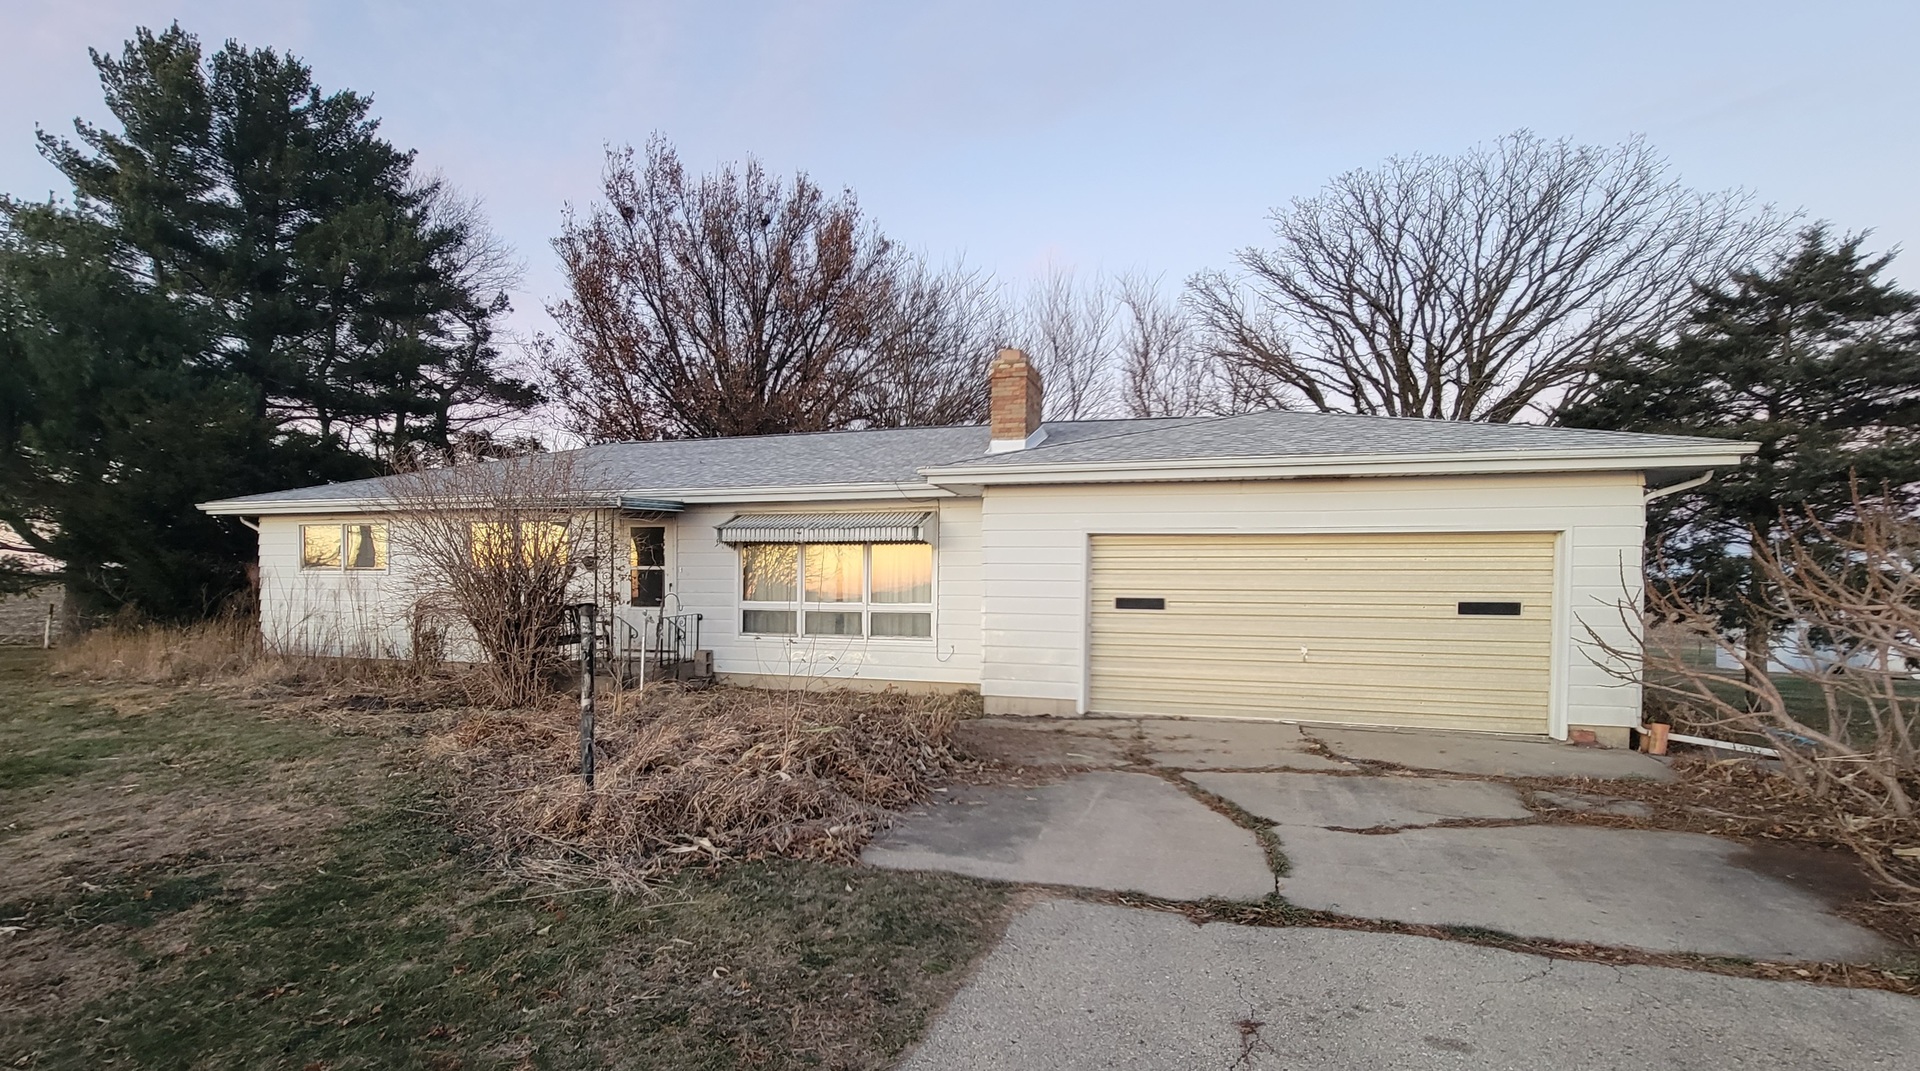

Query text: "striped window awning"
[715, 511, 933, 545]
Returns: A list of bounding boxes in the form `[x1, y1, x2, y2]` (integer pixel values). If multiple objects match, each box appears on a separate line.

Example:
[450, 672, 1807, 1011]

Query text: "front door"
[613, 524, 671, 664]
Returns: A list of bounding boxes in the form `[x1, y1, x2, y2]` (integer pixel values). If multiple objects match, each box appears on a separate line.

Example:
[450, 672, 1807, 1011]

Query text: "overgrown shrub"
[1620, 494, 1920, 902]
[384, 452, 608, 707]
[429, 686, 976, 887]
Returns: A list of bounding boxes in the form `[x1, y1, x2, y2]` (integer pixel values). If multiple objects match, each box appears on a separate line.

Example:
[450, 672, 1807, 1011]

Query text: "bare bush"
[384, 452, 608, 706]
[1613, 496, 1920, 901]
[429, 686, 974, 886]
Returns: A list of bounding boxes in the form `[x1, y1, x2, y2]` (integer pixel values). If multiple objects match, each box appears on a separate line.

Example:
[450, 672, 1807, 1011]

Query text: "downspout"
[235, 516, 262, 533]
[1662, 731, 1782, 759]
[1644, 470, 1714, 503]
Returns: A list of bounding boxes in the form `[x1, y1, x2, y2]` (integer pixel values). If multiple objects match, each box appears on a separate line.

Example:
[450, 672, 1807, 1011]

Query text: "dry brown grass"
[50, 616, 263, 683]
[51, 617, 490, 706]
[1, 651, 1013, 1068]
[429, 685, 978, 886]
[48, 622, 982, 889]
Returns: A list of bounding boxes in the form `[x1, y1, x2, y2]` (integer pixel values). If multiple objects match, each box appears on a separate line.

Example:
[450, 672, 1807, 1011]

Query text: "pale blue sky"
[5, 0, 1916, 343]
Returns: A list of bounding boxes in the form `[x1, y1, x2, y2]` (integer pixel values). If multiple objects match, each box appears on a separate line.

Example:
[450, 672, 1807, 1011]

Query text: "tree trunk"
[1742, 558, 1771, 711]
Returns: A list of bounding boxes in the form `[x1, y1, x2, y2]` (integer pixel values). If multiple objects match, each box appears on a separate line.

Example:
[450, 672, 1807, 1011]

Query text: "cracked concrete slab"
[1275, 823, 1889, 962]
[1310, 725, 1677, 780]
[863, 771, 1274, 900]
[899, 899, 1918, 1071]
[1191, 771, 1532, 828]
[954, 717, 1134, 768]
[1534, 788, 1655, 818]
[1136, 719, 1357, 771]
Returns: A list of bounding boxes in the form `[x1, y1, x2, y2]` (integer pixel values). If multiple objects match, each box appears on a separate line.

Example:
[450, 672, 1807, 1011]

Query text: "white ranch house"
[200, 350, 1754, 745]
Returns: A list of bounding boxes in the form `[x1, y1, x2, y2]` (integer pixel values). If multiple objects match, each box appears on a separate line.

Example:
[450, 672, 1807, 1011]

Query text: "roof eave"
[918, 443, 1758, 487]
[196, 480, 961, 516]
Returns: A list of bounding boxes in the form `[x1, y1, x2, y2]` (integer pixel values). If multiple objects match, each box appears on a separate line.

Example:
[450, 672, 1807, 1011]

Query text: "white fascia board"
[664, 482, 960, 505]
[198, 497, 389, 516]
[197, 481, 963, 516]
[917, 443, 1757, 487]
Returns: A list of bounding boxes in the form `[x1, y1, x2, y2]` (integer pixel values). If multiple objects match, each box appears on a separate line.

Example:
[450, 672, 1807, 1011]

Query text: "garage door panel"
[1093, 673, 1546, 711]
[1091, 664, 1549, 690]
[1088, 532, 1554, 733]
[1095, 612, 1550, 641]
[1090, 641, 1551, 675]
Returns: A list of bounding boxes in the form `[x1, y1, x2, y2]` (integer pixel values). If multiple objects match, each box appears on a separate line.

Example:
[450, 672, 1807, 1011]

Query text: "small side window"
[300, 525, 342, 569]
[344, 523, 387, 570]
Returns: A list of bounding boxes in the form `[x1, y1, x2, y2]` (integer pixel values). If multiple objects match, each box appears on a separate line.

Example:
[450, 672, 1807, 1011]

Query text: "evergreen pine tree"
[1561, 228, 1920, 653]
[0, 24, 536, 617]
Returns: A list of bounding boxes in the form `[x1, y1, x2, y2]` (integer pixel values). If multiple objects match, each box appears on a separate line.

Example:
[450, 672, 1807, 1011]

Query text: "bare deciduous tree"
[1014, 266, 1120, 420]
[849, 262, 1004, 428]
[1115, 273, 1232, 418]
[546, 137, 1000, 442]
[399, 180, 540, 462]
[1603, 494, 1920, 902]
[1190, 132, 1786, 422]
[386, 452, 607, 706]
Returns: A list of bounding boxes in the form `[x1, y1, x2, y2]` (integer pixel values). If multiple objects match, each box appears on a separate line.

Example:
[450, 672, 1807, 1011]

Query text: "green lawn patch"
[0, 649, 1009, 1070]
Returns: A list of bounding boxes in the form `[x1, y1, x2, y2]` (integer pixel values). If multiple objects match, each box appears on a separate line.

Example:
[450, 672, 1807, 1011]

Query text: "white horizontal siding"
[258, 515, 417, 658]
[976, 473, 1648, 735]
[259, 512, 604, 663]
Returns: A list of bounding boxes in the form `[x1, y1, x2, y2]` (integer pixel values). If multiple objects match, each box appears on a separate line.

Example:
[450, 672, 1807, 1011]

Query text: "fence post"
[576, 602, 597, 788]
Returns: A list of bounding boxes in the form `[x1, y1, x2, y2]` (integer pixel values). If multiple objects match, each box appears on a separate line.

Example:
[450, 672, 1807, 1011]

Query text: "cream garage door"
[1088, 532, 1556, 734]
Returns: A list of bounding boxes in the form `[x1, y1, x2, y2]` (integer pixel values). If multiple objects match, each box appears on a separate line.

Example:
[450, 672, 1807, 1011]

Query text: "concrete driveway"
[868, 717, 1887, 960]
[865, 717, 1912, 1070]
[899, 900, 1918, 1071]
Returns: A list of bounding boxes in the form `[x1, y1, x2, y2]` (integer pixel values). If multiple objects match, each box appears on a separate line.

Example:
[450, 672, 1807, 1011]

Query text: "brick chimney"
[988, 348, 1045, 452]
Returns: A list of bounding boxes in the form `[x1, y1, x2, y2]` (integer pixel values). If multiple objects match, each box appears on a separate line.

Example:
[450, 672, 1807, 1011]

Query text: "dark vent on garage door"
[1114, 597, 1166, 610]
[1458, 601, 1522, 616]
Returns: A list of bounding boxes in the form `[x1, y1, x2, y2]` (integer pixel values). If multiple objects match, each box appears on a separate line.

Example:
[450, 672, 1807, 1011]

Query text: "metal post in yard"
[575, 601, 598, 788]
[43, 602, 54, 649]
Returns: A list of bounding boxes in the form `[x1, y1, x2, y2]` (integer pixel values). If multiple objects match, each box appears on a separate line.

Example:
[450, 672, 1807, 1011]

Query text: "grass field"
[1646, 628, 1920, 742]
[0, 649, 1010, 1070]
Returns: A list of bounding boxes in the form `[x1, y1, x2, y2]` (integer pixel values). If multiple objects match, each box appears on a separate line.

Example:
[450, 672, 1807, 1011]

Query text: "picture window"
[739, 541, 933, 640]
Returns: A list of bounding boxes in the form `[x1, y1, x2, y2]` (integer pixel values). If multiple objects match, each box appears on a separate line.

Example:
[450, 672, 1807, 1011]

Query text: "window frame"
[737, 541, 935, 642]
[299, 522, 388, 573]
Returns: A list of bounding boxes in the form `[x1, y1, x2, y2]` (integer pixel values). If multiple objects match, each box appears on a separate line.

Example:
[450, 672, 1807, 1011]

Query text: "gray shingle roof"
[202, 419, 1186, 508]
[199, 411, 1741, 511]
[941, 409, 1735, 470]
